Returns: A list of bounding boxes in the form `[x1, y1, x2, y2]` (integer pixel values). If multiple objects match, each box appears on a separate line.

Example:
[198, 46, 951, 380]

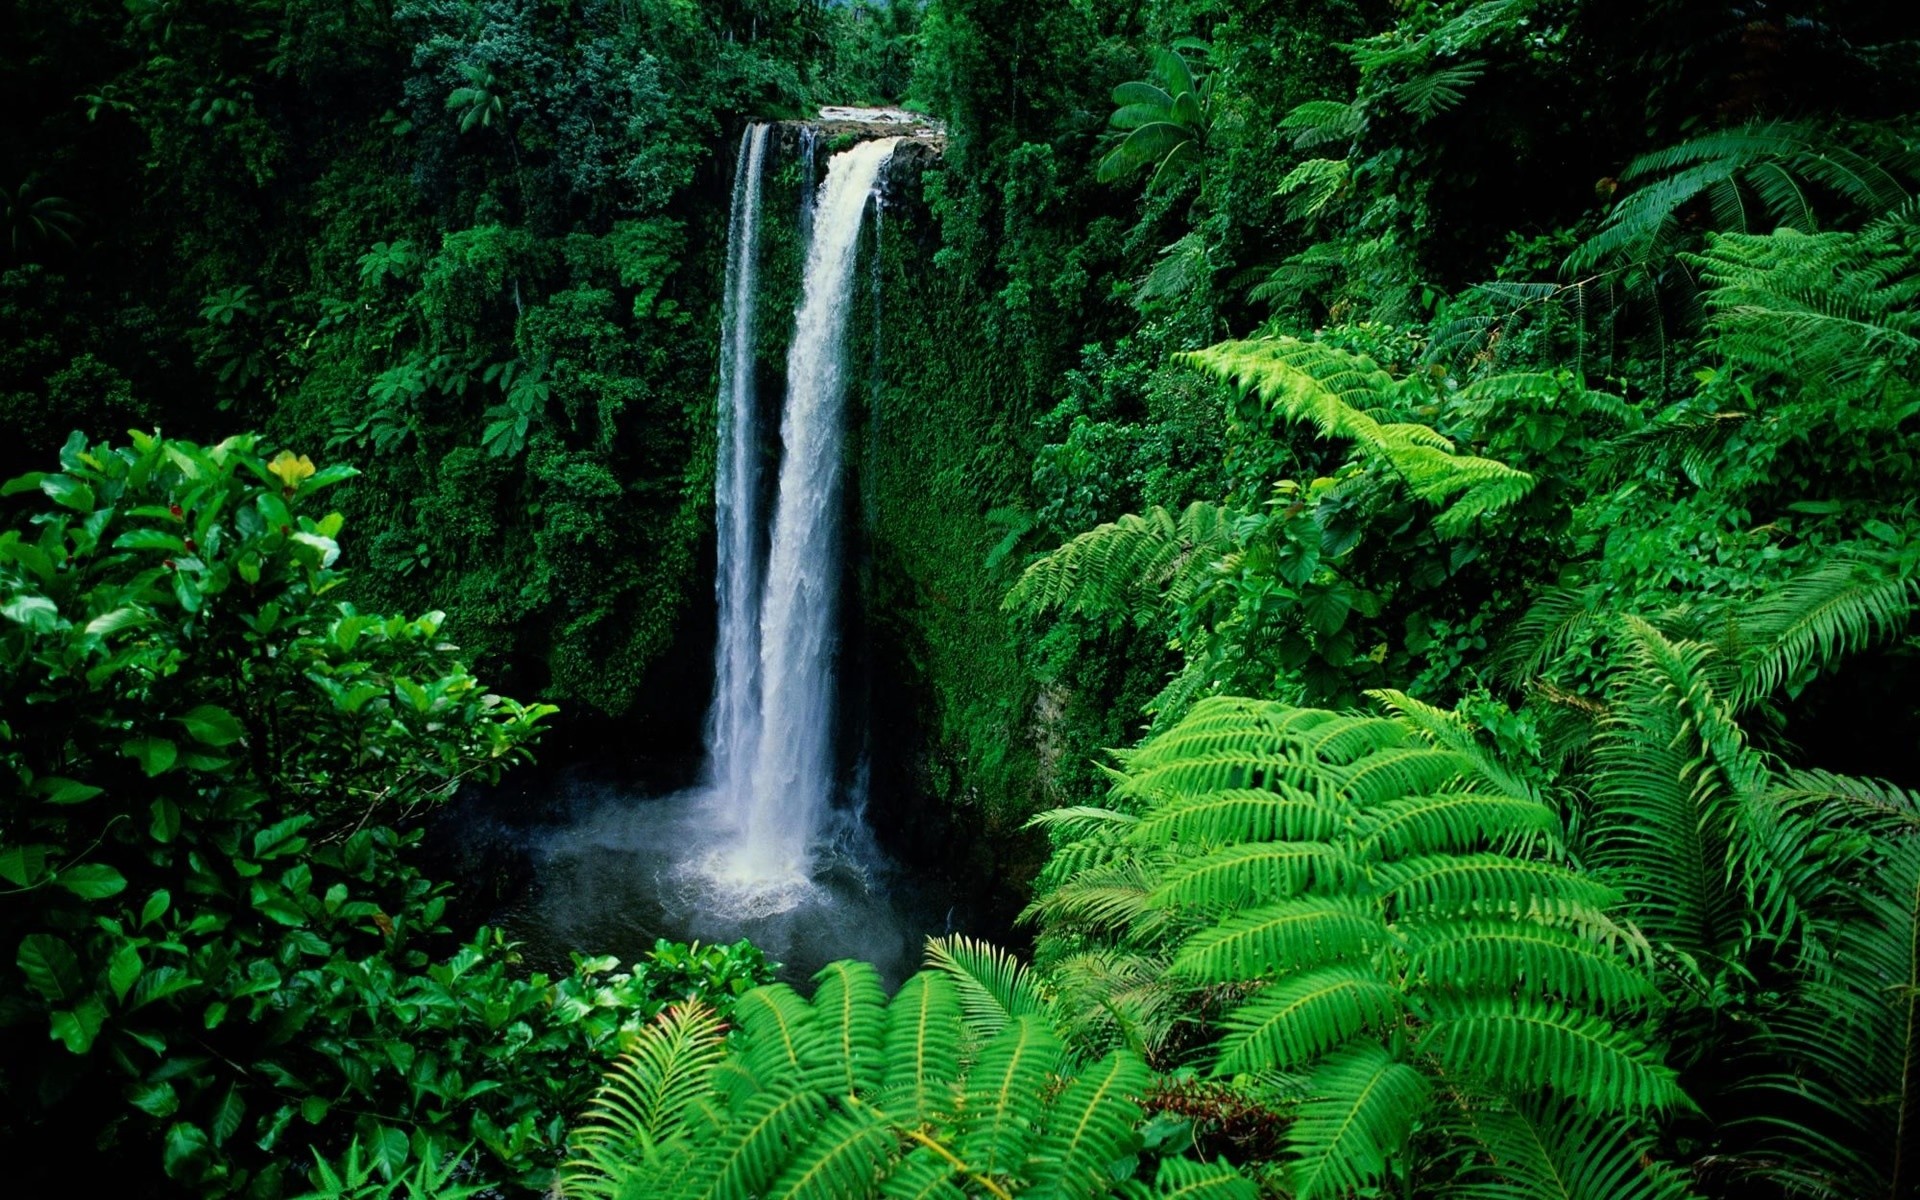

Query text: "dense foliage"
[0, 433, 772, 1195]
[7, 0, 1920, 1197]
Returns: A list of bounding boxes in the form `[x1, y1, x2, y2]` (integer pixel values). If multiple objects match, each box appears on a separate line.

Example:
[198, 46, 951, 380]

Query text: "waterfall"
[706, 133, 901, 893]
[706, 123, 770, 803]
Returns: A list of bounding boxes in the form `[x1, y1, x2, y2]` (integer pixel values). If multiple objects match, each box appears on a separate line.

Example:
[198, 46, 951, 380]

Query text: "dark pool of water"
[425, 763, 965, 986]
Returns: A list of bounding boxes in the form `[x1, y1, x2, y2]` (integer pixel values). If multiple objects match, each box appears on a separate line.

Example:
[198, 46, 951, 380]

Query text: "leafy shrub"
[0, 432, 771, 1196]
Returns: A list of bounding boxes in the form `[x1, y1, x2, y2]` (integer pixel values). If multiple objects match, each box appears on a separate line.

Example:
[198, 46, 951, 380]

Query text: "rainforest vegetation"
[4, 0, 1919, 1197]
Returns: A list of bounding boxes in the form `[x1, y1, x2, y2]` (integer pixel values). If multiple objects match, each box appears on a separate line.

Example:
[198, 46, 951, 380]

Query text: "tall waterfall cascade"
[706, 123, 771, 811]
[702, 129, 902, 900]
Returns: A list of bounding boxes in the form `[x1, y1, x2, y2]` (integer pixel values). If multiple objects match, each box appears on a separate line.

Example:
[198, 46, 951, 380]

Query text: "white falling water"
[710, 135, 901, 895]
[706, 124, 770, 801]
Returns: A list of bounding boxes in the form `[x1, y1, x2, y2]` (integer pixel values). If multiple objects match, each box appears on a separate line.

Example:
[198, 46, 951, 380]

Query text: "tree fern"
[1443, 1099, 1700, 1200]
[563, 960, 1231, 1200]
[925, 935, 1052, 1043]
[1178, 338, 1535, 535]
[1004, 502, 1232, 627]
[1570, 120, 1915, 272]
[1691, 208, 1920, 408]
[1027, 697, 1681, 1196]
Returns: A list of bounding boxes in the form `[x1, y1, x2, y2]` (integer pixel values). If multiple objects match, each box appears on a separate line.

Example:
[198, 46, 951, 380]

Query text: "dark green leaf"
[40, 474, 95, 512]
[176, 704, 245, 747]
[51, 997, 108, 1053]
[122, 735, 178, 776]
[57, 863, 128, 900]
[36, 776, 104, 805]
[18, 933, 81, 1002]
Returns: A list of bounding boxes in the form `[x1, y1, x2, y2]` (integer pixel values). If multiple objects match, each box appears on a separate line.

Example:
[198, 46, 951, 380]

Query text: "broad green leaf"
[36, 776, 104, 805]
[1, 471, 46, 496]
[2, 593, 61, 632]
[253, 815, 312, 860]
[109, 942, 144, 1003]
[122, 735, 178, 776]
[113, 528, 187, 553]
[211, 1083, 245, 1146]
[41, 474, 96, 512]
[129, 1081, 181, 1118]
[18, 933, 81, 1002]
[140, 889, 172, 927]
[164, 1122, 210, 1181]
[57, 863, 128, 900]
[150, 798, 181, 842]
[176, 704, 245, 747]
[86, 606, 154, 637]
[0, 843, 49, 887]
[51, 997, 109, 1053]
[365, 1122, 410, 1177]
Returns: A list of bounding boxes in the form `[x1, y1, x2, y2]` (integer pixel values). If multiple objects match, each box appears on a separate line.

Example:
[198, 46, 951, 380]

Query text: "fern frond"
[735, 984, 824, 1083]
[1447, 1098, 1700, 1200]
[1025, 1051, 1153, 1200]
[879, 971, 965, 1122]
[1180, 337, 1534, 532]
[811, 961, 890, 1095]
[679, 1087, 836, 1200]
[1148, 841, 1358, 913]
[1420, 997, 1685, 1113]
[1024, 857, 1165, 937]
[1170, 896, 1384, 981]
[1721, 555, 1918, 709]
[765, 1108, 896, 1200]
[879, 1147, 965, 1200]
[924, 936, 1050, 1042]
[1210, 966, 1402, 1075]
[955, 1015, 1067, 1179]
[1005, 502, 1233, 626]
[1405, 919, 1659, 1010]
[1359, 794, 1561, 858]
[563, 1004, 730, 1200]
[1286, 1043, 1432, 1200]
[1495, 584, 1604, 685]
[1337, 746, 1474, 808]
[1379, 854, 1619, 918]
[1141, 1157, 1257, 1199]
[1280, 99, 1365, 151]
[1390, 59, 1485, 119]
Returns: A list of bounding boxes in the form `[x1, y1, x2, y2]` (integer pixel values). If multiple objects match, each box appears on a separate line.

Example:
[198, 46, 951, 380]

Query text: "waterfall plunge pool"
[427, 762, 965, 986]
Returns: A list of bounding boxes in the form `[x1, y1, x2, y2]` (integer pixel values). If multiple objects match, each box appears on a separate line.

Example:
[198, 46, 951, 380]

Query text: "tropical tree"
[1097, 39, 1213, 193]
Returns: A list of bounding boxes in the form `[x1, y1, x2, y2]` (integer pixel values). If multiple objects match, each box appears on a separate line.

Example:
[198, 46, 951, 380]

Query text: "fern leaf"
[1170, 896, 1384, 981]
[924, 936, 1049, 1042]
[1148, 841, 1357, 912]
[735, 984, 823, 1084]
[1210, 965, 1402, 1075]
[1286, 1043, 1432, 1200]
[1145, 1157, 1257, 1200]
[1026, 1050, 1153, 1200]
[880, 971, 965, 1121]
[764, 1107, 896, 1200]
[810, 961, 890, 1095]
[879, 1146, 965, 1200]
[1129, 787, 1349, 846]
[1447, 1098, 1700, 1200]
[1179, 337, 1534, 531]
[1420, 998, 1686, 1113]
[955, 1015, 1067, 1179]
[1405, 920, 1659, 1010]
[1359, 793, 1562, 858]
[1725, 555, 1918, 709]
[563, 1004, 730, 1200]
[678, 1087, 835, 1200]
[1379, 854, 1619, 918]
